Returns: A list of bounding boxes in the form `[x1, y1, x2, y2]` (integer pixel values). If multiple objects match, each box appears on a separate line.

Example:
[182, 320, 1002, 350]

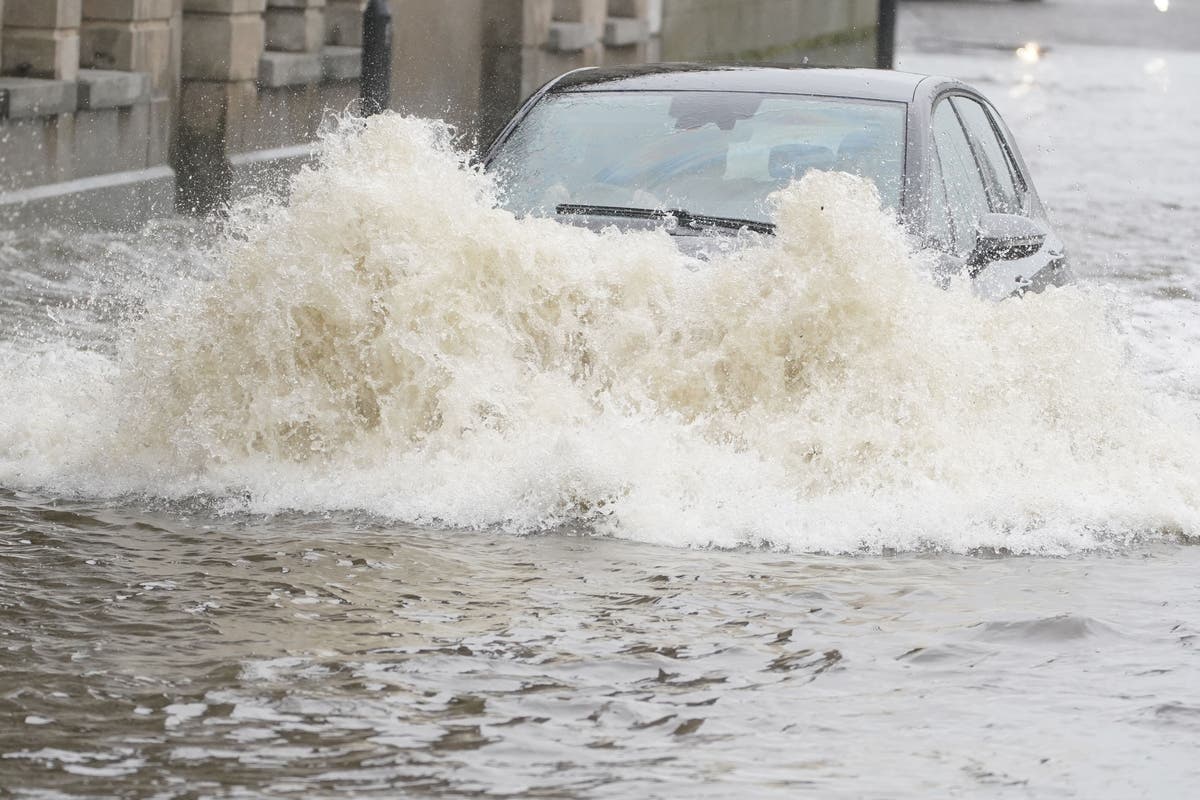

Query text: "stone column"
[78, 0, 176, 179]
[2, 0, 82, 80]
[547, 0, 604, 62]
[480, 0, 552, 141]
[80, 0, 175, 96]
[265, 0, 323, 53]
[391, 0, 486, 130]
[603, 0, 649, 63]
[175, 0, 265, 211]
[180, 0, 264, 82]
[324, 0, 361, 46]
[644, 0, 662, 61]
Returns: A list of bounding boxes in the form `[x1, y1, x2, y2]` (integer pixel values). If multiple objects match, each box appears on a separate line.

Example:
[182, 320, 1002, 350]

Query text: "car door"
[929, 95, 1063, 298]
[950, 95, 1066, 296]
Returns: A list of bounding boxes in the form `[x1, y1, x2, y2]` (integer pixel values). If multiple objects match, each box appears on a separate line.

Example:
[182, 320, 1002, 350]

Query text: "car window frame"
[930, 95, 993, 256]
[945, 93, 1030, 215]
[945, 95, 1022, 215]
[919, 118, 956, 253]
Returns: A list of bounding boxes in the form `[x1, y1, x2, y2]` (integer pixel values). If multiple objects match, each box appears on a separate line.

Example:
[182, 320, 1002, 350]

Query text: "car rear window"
[489, 90, 907, 224]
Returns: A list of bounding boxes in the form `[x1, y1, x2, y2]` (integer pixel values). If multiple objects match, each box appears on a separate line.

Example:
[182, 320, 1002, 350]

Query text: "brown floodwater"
[3, 2, 1200, 797]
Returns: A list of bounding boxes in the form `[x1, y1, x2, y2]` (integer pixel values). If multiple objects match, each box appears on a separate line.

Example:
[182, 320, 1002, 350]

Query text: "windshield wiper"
[556, 204, 775, 236]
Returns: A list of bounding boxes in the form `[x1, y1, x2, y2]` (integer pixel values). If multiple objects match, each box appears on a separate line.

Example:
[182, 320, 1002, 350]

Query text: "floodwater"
[3, 1, 1200, 797]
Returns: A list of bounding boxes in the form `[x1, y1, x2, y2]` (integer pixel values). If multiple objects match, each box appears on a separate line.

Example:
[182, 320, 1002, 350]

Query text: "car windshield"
[489, 90, 907, 224]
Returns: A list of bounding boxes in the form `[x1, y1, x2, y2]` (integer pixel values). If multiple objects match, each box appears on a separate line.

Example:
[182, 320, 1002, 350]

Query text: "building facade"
[0, 0, 879, 227]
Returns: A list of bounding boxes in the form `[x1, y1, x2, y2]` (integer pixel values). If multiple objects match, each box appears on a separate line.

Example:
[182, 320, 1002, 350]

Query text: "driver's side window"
[951, 97, 1024, 215]
[932, 99, 989, 256]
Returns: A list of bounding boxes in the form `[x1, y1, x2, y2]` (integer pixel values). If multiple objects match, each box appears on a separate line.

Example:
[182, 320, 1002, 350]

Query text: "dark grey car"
[484, 64, 1070, 297]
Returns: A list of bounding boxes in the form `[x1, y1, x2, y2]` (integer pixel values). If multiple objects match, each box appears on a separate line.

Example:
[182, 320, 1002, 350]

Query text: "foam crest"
[1, 115, 1198, 552]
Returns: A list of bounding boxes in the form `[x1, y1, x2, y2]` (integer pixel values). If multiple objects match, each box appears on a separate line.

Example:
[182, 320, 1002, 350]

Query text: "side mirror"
[967, 213, 1046, 276]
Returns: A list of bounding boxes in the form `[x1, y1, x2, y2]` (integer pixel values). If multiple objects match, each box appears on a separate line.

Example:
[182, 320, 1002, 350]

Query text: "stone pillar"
[547, 0, 603, 59]
[80, 0, 176, 96]
[175, 0, 265, 211]
[181, 0, 265, 82]
[644, 0, 662, 61]
[606, 0, 646, 20]
[2, 0, 82, 80]
[78, 0, 176, 180]
[603, 0, 649, 63]
[480, 0, 551, 141]
[265, 0, 323, 53]
[324, 0, 360, 46]
[391, 0, 486, 130]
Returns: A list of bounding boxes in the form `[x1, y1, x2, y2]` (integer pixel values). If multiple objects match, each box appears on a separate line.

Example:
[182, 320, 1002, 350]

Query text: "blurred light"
[1016, 42, 1042, 63]
[1143, 57, 1170, 92]
[1155, 0, 1169, 12]
[1009, 74, 1036, 98]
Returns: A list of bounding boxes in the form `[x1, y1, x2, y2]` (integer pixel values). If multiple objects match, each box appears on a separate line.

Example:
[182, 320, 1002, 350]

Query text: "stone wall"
[659, 0, 879, 63]
[174, 0, 363, 212]
[388, 0, 879, 145]
[0, 0, 364, 225]
[0, 0, 882, 227]
[0, 0, 175, 225]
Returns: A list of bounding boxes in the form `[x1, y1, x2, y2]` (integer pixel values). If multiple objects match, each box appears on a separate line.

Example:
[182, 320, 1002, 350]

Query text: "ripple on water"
[972, 614, 1122, 644]
[1144, 702, 1200, 730]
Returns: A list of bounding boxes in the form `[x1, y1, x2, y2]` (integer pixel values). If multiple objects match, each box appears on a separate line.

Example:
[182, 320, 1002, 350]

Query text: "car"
[483, 64, 1070, 297]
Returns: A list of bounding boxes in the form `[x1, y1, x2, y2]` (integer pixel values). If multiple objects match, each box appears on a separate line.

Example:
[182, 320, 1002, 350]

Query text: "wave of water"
[1, 115, 1198, 553]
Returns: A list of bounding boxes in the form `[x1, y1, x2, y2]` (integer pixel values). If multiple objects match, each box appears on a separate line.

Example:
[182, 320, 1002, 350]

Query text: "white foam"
[1, 115, 1198, 553]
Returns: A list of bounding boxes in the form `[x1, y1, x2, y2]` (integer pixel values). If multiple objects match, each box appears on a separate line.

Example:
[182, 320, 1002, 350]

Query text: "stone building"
[0, 0, 880, 227]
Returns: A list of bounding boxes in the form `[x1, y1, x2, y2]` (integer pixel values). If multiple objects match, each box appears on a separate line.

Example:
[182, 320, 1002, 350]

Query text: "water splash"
[1, 115, 1198, 553]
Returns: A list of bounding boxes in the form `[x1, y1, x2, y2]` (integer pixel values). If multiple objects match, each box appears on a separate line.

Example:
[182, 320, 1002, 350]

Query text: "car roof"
[547, 63, 932, 103]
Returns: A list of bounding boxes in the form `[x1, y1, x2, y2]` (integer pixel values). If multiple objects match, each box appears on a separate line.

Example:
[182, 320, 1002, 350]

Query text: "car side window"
[924, 144, 955, 251]
[932, 100, 989, 256]
[951, 97, 1023, 214]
